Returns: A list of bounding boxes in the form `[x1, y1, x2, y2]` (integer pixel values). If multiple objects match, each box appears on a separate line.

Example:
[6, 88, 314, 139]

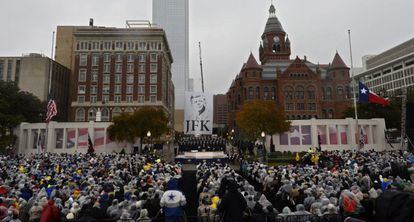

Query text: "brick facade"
[226, 4, 351, 128]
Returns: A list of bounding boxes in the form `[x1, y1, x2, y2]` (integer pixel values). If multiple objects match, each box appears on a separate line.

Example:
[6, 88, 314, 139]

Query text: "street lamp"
[261, 131, 266, 162]
[147, 131, 151, 137]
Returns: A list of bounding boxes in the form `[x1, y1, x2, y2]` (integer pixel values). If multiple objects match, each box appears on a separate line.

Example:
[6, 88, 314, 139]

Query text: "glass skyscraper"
[153, 0, 189, 111]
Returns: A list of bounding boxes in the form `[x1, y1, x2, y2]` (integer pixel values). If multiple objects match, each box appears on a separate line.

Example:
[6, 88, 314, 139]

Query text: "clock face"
[273, 36, 280, 43]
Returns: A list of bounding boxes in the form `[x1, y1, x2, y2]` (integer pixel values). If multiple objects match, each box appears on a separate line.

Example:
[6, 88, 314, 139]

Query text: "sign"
[184, 91, 213, 135]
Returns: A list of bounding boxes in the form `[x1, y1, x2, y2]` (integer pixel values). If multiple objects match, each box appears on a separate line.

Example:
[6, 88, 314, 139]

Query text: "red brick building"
[55, 23, 175, 123]
[213, 94, 228, 127]
[226, 4, 351, 128]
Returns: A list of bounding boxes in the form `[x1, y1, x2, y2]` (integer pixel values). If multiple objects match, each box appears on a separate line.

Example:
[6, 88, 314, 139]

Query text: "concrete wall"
[19, 57, 49, 100]
[264, 118, 390, 152]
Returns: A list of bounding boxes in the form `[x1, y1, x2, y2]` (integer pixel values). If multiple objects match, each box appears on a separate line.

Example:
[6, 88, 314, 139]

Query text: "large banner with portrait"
[184, 91, 213, 135]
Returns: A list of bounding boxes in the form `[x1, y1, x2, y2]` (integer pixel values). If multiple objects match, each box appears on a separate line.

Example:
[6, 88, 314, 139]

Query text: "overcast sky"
[1, 0, 413, 94]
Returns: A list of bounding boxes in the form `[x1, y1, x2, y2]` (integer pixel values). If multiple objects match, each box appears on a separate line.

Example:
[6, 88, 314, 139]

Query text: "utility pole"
[199, 42, 205, 92]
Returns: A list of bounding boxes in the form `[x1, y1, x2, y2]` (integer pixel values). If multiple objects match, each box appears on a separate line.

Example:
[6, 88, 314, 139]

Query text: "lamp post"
[261, 131, 266, 162]
[146, 131, 152, 154]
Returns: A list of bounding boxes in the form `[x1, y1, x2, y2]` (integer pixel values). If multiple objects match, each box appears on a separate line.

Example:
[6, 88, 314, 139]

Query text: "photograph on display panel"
[184, 91, 213, 135]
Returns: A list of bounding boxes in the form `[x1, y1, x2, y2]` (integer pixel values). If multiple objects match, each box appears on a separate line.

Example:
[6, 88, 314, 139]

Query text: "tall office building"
[153, 0, 189, 131]
[0, 53, 70, 121]
[355, 38, 414, 96]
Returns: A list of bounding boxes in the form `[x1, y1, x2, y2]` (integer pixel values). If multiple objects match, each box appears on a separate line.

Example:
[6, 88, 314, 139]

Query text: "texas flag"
[358, 82, 389, 106]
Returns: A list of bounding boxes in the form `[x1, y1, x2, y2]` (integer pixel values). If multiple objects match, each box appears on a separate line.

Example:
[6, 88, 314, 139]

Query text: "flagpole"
[348, 29, 359, 150]
[45, 31, 55, 154]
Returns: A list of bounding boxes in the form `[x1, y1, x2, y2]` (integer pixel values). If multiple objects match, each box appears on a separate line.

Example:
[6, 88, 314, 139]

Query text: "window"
[78, 69, 86, 82]
[102, 95, 109, 103]
[127, 64, 134, 73]
[325, 87, 332, 99]
[307, 86, 316, 100]
[295, 86, 304, 99]
[90, 96, 97, 104]
[264, 87, 269, 99]
[139, 64, 146, 73]
[127, 74, 134, 84]
[79, 54, 87, 66]
[101, 108, 109, 121]
[309, 103, 316, 111]
[150, 95, 157, 102]
[337, 86, 344, 97]
[103, 75, 110, 84]
[127, 42, 134, 51]
[75, 108, 85, 122]
[296, 103, 305, 110]
[138, 85, 145, 94]
[15, 60, 20, 83]
[0, 60, 3, 80]
[115, 42, 123, 50]
[78, 85, 86, 94]
[139, 53, 146, 62]
[103, 53, 111, 62]
[150, 74, 157, 83]
[126, 95, 133, 103]
[88, 108, 97, 121]
[102, 85, 110, 94]
[115, 74, 122, 84]
[92, 54, 99, 66]
[150, 64, 158, 73]
[78, 96, 85, 103]
[139, 74, 145, 83]
[112, 107, 122, 119]
[284, 86, 293, 100]
[114, 96, 121, 103]
[139, 42, 146, 50]
[256, 87, 260, 99]
[103, 42, 111, 50]
[248, 87, 254, 99]
[115, 85, 122, 94]
[6, 60, 12, 81]
[285, 103, 294, 111]
[150, 85, 157, 94]
[104, 64, 110, 73]
[91, 70, 98, 83]
[150, 53, 157, 62]
[90, 86, 97, 94]
[138, 95, 145, 103]
[126, 85, 133, 94]
[115, 64, 122, 73]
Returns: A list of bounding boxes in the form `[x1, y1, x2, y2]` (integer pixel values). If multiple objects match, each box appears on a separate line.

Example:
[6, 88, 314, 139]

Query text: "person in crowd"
[160, 178, 187, 222]
[218, 180, 247, 222]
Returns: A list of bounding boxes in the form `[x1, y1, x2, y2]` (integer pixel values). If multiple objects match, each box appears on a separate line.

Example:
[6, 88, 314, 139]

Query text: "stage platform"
[175, 151, 229, 164]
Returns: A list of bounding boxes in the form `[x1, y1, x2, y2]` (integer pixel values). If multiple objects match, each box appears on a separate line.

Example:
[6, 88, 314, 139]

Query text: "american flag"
[46, 96, 57, 122]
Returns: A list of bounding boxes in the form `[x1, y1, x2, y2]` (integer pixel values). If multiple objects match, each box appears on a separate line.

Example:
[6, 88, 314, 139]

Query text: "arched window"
[303, 115, 307, 119]
[125, 107, 134, 113]
[284, 86, 293, 100]
[112, 107, 122, 120]
[295, 86, 304, 99]
[75, 108, 85, 122]
[272, 87, 276, 100]
[264, 87, 269, 100]
[101, 108, 109, 122]
[337, 86, 344, 98]
[326, 87, 332, 99]
[322, 109, 327, 119]
[307, 86, 316, 100]
[296, 115, 301, 120]
[256, 87, 260, 99]
[244, 88, 247, 100]
[88, 108, 97, 121]
[248, 87, 254, 99]
[237, 94, 241, 104]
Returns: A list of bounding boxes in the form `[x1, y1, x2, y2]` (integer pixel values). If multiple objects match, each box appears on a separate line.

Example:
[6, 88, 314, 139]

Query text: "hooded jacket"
[160, 179, 186, 217]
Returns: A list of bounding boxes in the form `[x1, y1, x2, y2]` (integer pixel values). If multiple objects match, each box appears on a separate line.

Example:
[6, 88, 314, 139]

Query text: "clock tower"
[259, 3, 291, 63]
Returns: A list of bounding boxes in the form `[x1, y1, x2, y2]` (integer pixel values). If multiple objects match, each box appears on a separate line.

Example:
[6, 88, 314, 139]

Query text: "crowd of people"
[0, 153, 186, 222]
[176, 136, 226, 152]
[241, 150, 414, 221]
